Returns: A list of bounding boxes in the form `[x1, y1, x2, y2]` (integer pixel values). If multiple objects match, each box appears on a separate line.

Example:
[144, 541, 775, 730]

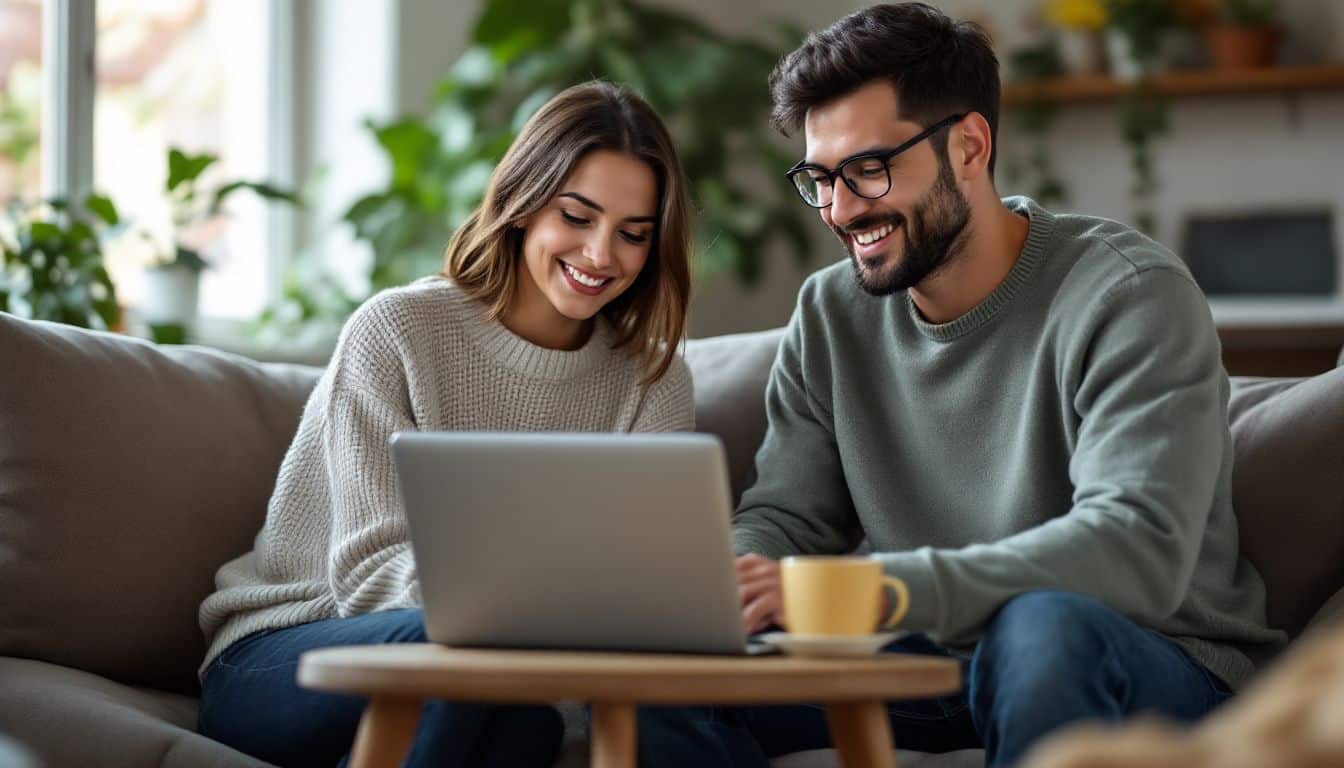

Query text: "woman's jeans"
[198, 608, 563, 768]
[637, 590, 1235, 768]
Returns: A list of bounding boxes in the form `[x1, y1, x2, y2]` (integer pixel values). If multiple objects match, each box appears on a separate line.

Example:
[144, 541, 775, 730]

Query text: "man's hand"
[736, 554, 784, 634]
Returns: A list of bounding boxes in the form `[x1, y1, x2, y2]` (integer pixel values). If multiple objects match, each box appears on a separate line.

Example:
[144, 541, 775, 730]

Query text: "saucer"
[758, 631, 903, 658]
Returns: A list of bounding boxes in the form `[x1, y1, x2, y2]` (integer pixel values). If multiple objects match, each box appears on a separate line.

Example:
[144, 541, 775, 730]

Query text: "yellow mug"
[780, 556, 909, 636]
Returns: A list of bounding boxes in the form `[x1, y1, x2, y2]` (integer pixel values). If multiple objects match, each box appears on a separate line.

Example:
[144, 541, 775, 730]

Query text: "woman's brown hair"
[442, 81, 692, 385]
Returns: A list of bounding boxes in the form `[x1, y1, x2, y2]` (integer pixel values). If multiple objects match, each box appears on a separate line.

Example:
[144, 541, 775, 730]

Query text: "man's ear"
[952, 112, 993, 183]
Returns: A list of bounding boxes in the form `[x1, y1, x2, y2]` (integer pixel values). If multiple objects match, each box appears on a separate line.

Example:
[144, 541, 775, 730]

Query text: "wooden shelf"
[1003, 64, 1344, 106]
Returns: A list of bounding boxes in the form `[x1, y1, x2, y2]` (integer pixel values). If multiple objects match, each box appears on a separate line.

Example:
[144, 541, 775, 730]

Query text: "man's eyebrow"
[802, 146, 898, 170]
[559, 191, 655, 224]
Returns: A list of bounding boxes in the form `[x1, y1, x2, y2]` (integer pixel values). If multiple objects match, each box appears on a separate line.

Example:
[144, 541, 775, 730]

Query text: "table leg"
[589, 701, 637, 768]
[826, 700, 898, 768]
[349, 696, 423, 768]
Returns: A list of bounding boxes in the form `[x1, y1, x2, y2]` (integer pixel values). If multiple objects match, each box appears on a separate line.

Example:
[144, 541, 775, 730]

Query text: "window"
[96, 0, 281, 318]
[0, 0, 42, 206]
[12, 0, 291, 320]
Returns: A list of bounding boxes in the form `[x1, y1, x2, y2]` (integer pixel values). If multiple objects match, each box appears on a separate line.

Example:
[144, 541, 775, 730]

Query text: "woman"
[197, 81, 694, 768]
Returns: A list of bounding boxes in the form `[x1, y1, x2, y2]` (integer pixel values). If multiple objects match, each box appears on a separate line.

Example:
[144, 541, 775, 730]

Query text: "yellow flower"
[1044, 0, 1107, 31]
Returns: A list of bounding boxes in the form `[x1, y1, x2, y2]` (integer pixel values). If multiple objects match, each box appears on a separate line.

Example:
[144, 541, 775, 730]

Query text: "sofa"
[1, 311, 1341, 768]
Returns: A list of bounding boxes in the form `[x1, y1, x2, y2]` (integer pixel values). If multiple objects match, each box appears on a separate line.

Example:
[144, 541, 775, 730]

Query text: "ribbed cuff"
[871, 549, 942, 633]
[731, 529, 798, 560]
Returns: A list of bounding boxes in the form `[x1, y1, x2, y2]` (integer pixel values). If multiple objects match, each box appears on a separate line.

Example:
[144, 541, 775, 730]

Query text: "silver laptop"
[390, 431, 766, 655]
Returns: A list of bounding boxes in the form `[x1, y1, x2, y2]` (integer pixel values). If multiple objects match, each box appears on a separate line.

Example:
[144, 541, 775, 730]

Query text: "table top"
[298, 643, 962, 704]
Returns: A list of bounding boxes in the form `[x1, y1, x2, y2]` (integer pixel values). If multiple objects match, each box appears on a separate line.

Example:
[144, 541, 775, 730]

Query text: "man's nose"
[828, 180, 870, 232]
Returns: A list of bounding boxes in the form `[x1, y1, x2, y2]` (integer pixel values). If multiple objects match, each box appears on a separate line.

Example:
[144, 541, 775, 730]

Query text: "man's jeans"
[198, 609, 563, 768]
[638, 590, 1234, 768]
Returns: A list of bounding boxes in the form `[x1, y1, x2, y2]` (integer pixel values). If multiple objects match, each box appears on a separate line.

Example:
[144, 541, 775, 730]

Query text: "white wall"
[294, 0, 1344, 336]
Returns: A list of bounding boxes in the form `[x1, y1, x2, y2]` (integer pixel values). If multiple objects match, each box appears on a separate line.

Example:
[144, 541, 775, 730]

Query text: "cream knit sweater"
[198, 277, 694, 676]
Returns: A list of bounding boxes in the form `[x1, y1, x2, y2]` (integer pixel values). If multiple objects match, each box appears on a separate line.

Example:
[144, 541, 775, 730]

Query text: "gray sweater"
[199, 277, 694, 676]
[732, 197, 1287, 689]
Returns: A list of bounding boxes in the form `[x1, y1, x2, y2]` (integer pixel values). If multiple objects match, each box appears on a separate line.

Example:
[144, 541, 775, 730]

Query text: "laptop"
[390, 431, 772, 655]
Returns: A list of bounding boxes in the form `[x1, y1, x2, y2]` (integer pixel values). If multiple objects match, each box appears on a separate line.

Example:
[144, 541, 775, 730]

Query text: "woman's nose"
[584, 235, 613, 270]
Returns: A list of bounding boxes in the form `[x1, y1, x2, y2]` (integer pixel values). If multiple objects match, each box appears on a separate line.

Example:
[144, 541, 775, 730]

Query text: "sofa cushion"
[0, 656, 270, 767]
[1228, 367, 1344, 638]
[1304, 586, 1344, 636]
[0, 315, 322, 693]
[685, 329, 784, 505]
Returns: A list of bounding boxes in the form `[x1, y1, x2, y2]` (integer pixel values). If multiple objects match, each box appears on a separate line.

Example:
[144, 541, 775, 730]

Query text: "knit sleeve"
[630, 353, 695, 433]
[322, 384, 421, 616]
[321, 298, 421, 616]
[730, 280, 860, 559]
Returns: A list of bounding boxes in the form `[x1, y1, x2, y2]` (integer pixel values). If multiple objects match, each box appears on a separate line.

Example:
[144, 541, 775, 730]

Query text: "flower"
[1044, 0, 1107, 31]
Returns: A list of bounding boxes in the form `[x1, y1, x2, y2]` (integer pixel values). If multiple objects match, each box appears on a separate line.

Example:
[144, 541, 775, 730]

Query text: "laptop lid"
[390, 431, 747, 654]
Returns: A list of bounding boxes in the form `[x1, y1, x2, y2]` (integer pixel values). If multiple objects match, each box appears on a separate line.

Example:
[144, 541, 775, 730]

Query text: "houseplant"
[142, 147, 299, 342]
[1103, 0, 1177, 80]
[0, 194, 123, 330]
[1205, 0, 1279, 69]
[1118, 83, 1169, 235]
[1004, 41, 1070, 207]
[345, 0, 808, 295]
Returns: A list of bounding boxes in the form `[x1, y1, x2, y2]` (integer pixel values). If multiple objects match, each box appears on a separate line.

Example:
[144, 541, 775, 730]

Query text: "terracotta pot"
[1204, 24, 1280, 70]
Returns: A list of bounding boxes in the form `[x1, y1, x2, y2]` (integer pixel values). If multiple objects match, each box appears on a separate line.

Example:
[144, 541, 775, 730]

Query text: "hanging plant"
[1004, 41, 1070, 207]
[1118, 82, 1169, 235]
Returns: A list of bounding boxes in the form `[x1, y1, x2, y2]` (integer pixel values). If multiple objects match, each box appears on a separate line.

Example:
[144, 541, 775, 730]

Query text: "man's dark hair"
[769, 2, 1001, 175]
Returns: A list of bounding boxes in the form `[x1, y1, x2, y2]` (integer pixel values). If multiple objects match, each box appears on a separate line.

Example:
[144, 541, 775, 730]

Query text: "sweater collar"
[908, 196, 1054, 342]
[443, 279, 617, 381]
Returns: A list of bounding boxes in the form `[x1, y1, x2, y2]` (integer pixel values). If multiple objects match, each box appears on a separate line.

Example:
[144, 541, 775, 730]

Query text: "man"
[639, 4, 1286, 767]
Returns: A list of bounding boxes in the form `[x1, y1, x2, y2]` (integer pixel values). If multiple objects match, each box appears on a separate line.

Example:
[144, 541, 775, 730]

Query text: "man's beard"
[838, 159, 972, 297]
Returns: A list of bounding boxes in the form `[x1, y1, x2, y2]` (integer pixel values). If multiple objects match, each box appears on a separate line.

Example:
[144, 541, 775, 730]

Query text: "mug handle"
[879, 576, 910, 629]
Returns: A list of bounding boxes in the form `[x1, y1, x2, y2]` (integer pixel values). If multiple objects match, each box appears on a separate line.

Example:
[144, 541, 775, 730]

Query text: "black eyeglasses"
[785, 113, 967, 209]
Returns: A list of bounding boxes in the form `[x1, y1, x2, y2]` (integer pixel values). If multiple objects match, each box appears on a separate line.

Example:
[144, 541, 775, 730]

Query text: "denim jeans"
[638, 590, 1234, 768]
[197, 609, 563, 768]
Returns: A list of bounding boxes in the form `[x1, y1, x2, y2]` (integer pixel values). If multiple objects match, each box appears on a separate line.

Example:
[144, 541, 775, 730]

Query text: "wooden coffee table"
[298, 644, 961, 768]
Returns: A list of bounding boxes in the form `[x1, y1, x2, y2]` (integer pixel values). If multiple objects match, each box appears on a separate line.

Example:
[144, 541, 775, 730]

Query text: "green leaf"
[210, 180, 302, 214]
[474, 0, 570, 49]
[431, 101, 477, 154]
[446, 46, 498, 88]
[371, 118, 436, 189]
[28, 221, 62, 244]
[343, 193, 396, 231]
[84, 194, 120, 226]
[149, 322, 188, 344]
[166, 148, 219, 193]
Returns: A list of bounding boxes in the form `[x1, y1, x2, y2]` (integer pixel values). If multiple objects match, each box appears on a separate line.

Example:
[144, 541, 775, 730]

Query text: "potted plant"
[1204, 0, 1279, 70]
[0, 194, 123, 330]
[141, 148, 299, 342]
[1103, 0, 1177, 80]
[1043, 0, 1108, 75]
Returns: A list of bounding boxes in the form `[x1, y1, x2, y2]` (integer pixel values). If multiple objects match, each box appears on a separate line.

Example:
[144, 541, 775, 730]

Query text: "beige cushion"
[1228, 367, 1344, 638]
[0, 315, 321, 694]
[0, 657, 270, 767]
[1304, 586, 1344, 636]
[685, 329, 784, 505]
